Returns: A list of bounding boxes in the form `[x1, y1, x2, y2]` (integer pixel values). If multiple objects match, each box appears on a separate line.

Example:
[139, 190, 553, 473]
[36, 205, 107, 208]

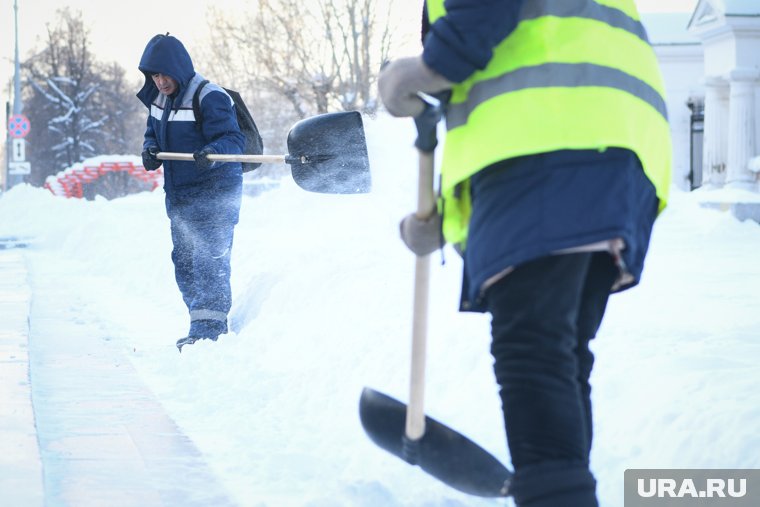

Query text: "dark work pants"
[484, 252, 617, 507]
[170, 216, 235, 335]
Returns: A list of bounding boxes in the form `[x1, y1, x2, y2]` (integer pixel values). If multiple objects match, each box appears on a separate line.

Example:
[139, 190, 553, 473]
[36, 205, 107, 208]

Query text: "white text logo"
[637, 478, 747, 499]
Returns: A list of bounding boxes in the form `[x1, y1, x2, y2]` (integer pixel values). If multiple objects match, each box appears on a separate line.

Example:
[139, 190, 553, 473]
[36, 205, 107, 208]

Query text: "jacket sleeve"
[422, 0, 525, 83]
[199, 90, 246, 156]
[142, 116, 159, 150]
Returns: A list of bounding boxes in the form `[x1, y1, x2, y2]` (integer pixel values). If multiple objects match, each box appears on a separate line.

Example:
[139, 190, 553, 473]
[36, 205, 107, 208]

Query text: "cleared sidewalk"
[0, 249, 43, 507]
[0, 249, 237, 506]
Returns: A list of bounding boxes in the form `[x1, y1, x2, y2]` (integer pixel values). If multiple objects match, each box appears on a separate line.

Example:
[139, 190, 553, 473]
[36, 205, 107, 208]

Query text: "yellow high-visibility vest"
[426, 0, 672, 247]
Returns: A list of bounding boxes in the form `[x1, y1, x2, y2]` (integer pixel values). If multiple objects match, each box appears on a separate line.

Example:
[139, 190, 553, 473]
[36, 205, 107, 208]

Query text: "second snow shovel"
[359, 96, 512, 498]
[157, 111, 371, 194]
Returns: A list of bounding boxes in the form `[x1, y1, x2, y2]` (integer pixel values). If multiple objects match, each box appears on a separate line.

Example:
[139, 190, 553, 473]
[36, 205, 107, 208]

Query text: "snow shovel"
[359, 96, 512, 498]
[157, 111, 371, 194]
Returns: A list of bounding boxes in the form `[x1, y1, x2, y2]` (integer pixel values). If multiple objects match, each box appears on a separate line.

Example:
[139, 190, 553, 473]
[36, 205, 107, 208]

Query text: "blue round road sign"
[8, 114, 31, 139]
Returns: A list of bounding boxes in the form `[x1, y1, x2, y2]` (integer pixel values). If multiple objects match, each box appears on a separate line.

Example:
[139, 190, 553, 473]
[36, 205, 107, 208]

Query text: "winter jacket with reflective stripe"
[137, 34, 245, 206]
[425, 0, 672, 247]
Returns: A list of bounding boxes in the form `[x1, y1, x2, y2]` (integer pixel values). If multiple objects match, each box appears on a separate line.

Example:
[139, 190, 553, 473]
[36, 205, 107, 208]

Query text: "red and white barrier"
[44, 156, 163, 198]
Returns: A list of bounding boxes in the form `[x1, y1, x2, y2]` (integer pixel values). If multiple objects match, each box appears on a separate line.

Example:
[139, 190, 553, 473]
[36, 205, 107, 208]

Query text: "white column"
[702, 76, 729, 187]
[725, 68, 759, 189]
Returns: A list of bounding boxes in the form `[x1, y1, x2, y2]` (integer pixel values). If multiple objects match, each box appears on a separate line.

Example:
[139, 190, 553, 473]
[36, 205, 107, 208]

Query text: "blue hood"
[136, 34, 195, 107]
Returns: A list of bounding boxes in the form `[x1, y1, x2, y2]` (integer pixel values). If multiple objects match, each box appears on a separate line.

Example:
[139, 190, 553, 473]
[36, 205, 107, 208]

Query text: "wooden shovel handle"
[405, 148, 435, 441]
[157, 151, 286, 164]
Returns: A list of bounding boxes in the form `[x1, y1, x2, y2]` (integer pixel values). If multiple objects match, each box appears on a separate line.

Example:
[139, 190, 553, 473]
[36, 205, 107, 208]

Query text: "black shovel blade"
[286, 111, 371, 194]
[359, 388, 512, 498]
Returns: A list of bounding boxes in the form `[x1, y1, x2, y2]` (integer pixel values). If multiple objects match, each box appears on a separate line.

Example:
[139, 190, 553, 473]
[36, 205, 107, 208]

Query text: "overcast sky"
[1, 0, 700, 141]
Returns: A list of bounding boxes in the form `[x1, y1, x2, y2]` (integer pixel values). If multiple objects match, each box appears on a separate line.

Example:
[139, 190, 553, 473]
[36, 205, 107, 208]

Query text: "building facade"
[688, 0, 760, 191]
[643, 0, 760, 193]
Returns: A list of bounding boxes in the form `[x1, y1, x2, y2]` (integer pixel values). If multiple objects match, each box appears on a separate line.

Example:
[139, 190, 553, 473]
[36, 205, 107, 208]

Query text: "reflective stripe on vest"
[426, 0, 672, 246]
[446, 62, 668, 130]
[522, 0, 646, 39]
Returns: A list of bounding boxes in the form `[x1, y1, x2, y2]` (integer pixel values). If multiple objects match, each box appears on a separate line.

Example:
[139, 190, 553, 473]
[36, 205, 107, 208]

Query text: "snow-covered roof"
[642, 12, 700, 45]
[719, 0, 760, 15]
[688, 0, 760, 34]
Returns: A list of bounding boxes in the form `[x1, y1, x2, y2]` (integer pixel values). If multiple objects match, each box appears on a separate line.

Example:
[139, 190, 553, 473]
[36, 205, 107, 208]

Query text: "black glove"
[193, 145, 217, 170]
[141, 146, 161, 171]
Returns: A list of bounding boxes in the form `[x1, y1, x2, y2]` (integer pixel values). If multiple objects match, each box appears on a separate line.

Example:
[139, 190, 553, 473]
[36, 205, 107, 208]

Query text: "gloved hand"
[193, 145, 217, 170]
[399, 211, 443, 256]
[141, 146, 161, 171]
[378, 56, 452, 117]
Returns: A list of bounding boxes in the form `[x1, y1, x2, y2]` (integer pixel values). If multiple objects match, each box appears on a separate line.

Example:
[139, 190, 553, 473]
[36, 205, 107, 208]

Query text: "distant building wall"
[653, 44, 706, 190]
[642, 11, 706, 191]
[689, 0, 760, 191]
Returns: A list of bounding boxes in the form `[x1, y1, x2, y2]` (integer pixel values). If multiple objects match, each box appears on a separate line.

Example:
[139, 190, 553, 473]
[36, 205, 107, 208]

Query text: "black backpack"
[192, 80, 264, 172]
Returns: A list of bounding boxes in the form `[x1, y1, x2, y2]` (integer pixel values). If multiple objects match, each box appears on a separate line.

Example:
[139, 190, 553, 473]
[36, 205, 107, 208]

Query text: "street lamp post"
[13, 0, 22, 117]
[6, 0, 30, 190]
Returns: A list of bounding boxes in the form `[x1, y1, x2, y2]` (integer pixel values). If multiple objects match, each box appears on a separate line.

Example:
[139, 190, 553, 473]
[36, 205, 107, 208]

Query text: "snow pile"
[1, 114, 759, 506]
[748, 156, 760, 174]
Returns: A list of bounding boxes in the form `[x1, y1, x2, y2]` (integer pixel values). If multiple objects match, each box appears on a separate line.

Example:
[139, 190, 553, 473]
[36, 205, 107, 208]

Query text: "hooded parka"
[137, 34, 246, 339]
[137, 34, 245, 218]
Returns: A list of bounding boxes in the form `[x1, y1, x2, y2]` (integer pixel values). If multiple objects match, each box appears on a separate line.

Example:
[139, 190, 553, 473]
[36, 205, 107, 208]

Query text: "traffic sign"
[8, 161, 31, 175]
[12, 138, 26, 162]
[8, 114, 31, 139]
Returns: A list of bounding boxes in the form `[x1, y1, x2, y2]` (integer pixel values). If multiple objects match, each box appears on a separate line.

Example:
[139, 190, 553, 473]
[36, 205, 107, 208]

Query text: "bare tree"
[320, 0, 393, 112]
[252, 0, 330, 117]
[194, 0, 400, 181]
[96, 62, 144, 157]
[202, 0, 395, 121]
[21, 8, 142, 186]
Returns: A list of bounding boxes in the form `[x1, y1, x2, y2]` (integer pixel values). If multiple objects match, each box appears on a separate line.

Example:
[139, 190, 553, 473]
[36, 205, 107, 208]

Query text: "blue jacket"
[422, 0, 524, 82]
[421, 1, 660, 311]
[137, 34, 245, 217]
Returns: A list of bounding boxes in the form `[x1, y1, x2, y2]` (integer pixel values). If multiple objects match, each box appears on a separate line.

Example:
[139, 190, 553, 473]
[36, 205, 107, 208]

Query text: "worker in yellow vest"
[379, 1, 671, 505]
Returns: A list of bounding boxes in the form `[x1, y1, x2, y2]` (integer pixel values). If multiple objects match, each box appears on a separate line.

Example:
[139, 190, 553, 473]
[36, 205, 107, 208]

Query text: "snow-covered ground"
[1, 114, 759, 506]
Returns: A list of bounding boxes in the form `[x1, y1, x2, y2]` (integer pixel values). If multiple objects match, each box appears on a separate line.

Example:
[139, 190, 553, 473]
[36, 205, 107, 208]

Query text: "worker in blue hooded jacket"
[137, 33, 246, 351]
[379, 1, 671, 506]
